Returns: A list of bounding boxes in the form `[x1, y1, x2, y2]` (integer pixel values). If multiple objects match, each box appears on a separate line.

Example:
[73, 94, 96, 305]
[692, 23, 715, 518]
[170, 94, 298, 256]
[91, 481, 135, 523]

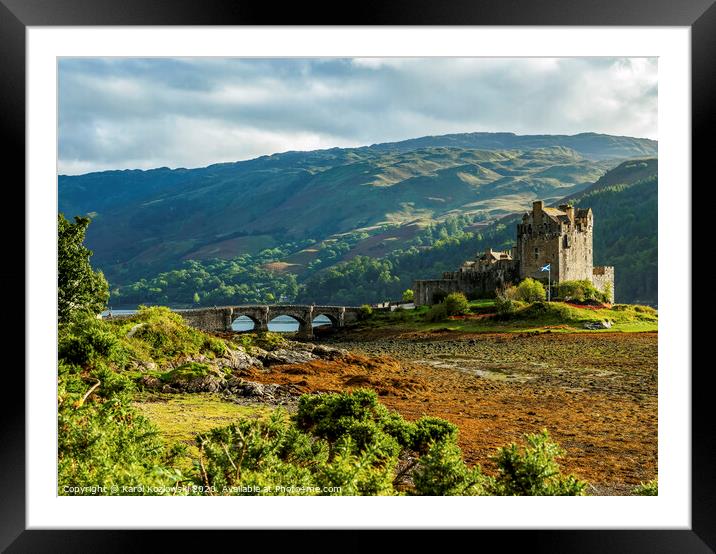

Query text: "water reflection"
[232, 314, 331, 332]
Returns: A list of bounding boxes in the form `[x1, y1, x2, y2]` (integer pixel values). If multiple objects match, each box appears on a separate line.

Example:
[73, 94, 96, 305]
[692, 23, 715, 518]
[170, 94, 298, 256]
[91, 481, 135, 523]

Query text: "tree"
[58, 214, 109, 322]
[402, 289, 414, 302]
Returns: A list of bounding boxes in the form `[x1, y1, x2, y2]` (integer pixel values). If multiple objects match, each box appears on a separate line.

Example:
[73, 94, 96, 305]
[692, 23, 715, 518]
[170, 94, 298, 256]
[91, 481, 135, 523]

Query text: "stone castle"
[413, 200, 615, 305]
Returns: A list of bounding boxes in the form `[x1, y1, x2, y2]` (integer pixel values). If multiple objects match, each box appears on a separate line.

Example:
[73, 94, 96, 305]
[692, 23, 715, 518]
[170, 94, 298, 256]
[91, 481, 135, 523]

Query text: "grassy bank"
[360, 300, 657, 334]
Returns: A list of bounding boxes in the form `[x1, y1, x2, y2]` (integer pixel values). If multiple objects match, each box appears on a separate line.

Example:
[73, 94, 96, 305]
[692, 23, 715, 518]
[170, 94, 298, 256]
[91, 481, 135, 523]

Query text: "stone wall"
[176, 307, 233, 332]
[592, 266, 615, 302]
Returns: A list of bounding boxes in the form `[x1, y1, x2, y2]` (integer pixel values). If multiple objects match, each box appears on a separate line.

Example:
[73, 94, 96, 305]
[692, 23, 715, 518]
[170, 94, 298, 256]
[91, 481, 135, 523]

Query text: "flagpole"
[548, 265, 551, 302]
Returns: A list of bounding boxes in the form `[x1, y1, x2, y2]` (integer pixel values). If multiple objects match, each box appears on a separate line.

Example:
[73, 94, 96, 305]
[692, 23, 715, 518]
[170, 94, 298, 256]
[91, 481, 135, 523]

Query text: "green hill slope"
[59, 132, 654, 285]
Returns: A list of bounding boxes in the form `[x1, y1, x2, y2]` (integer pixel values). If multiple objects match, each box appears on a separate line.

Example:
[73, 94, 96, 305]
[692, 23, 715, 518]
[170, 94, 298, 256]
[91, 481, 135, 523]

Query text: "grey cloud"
[58, 57, 657, 174]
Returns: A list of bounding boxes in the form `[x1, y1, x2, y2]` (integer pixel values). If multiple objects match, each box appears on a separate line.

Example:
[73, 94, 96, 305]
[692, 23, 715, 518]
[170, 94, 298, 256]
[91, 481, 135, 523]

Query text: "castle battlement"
[413, 200, 615, 306]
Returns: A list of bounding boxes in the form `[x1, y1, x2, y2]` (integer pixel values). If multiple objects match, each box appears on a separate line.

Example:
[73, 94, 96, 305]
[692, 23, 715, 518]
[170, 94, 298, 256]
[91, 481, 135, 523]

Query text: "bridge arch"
[230, 306, 269, 332]
[267, 311, 309, 326]
[266, 307, 312, 337]
[267, 313, 303, 330]
[313, 312, 339, 327]
[231, 314, 260, 331]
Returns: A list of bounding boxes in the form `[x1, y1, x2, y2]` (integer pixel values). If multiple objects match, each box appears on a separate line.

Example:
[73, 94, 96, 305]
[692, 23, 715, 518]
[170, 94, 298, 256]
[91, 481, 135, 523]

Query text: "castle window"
[534, 247, 539, 260]
[563, 235, 570, 248]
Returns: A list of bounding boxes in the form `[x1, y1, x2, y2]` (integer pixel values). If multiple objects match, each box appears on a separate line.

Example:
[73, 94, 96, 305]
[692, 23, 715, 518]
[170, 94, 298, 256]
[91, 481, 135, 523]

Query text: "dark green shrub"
[389, 308, 411, 322]
[487, 430, 586, 496]
[59, 313, 131, 369]
[424, 302, 448, 322]
[198, 390, 494, 496]
[58, 360, 184, 495]
[411, 416, 458, 453]
[412, 442, 484, 496]
[494, 297, 525, 317]
[295, 388, 381, 442]
[197, 411, 325, 495]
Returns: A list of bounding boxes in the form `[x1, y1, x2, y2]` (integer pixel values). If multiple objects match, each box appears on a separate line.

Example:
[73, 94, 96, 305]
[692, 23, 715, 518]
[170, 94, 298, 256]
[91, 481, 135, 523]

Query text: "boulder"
[179, 374, 224, 393]
[225, 377, 301, 404]
[259, 348, 318, 366]
[221, 347, 264, 372]
[583, 320, 613, 330]
[312, 344, 349, 360]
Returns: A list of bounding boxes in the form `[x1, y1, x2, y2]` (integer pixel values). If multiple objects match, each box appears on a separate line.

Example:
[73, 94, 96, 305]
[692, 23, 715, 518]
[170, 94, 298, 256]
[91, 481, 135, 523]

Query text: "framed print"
[4, 0, 712, 551]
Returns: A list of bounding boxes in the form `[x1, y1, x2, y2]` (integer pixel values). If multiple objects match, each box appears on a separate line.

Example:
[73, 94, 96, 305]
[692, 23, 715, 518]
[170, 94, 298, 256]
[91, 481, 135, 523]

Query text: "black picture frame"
[4, 1, 710, 551]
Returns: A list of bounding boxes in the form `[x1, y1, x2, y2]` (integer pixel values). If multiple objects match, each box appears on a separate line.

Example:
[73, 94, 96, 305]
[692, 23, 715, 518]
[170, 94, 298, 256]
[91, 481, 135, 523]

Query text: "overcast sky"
[58, 57, 657, 175]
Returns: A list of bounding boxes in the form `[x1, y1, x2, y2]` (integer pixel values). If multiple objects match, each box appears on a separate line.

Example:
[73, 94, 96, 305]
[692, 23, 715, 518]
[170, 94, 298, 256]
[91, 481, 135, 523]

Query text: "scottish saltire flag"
[540, 263, 551, 272]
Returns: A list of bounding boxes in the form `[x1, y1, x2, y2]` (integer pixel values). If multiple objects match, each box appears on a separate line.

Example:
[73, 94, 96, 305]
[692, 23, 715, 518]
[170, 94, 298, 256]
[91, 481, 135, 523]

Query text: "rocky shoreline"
[136, 339, 353, 406]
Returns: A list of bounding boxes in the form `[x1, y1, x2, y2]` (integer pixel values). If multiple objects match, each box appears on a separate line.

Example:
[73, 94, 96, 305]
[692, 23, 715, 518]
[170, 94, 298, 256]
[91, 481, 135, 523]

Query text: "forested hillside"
[59, 132, 655, 285]
[59, 133, 657, 307]
[111, 159, 656, 306]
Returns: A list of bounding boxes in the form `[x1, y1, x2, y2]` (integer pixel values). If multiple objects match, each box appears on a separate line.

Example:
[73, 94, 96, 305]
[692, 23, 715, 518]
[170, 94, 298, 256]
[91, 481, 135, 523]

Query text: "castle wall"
[414, 261, 519, 306]
[592, 266, 615, 302]
[413, 279, 463, 306]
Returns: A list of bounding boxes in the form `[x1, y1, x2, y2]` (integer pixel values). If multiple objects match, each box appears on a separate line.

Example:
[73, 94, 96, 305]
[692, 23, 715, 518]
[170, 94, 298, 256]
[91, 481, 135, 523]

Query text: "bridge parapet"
[107, 304, 363, 338]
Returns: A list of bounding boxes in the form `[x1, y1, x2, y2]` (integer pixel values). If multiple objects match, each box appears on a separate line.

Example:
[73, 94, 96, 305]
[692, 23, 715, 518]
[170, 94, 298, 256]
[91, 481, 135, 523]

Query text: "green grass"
[132, 392, 276, 473]
[133, 392, 274, 444]
[362, 301, 657, 333]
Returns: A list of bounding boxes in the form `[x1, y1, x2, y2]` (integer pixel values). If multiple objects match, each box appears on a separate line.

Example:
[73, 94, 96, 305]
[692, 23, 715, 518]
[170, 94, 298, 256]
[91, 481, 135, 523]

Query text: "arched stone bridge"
[175, 305, 361, 338]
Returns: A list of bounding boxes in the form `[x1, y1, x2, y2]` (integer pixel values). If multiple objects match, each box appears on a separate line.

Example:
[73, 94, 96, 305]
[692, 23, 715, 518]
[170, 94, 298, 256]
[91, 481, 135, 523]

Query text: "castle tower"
[516, 200, 593, 283]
